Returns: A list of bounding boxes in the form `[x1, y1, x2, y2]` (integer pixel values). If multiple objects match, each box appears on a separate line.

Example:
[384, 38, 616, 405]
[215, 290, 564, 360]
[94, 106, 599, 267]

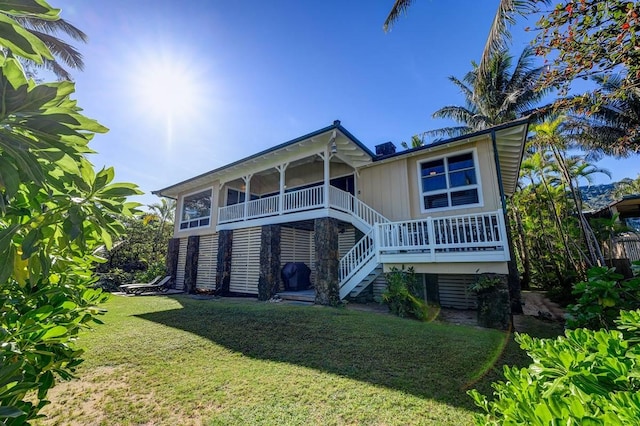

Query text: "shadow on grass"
[136, 296, 557, 411]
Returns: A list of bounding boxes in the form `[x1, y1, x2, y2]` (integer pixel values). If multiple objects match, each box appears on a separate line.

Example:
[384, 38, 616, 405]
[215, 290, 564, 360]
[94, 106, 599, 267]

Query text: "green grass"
[36, 295, 560, 425]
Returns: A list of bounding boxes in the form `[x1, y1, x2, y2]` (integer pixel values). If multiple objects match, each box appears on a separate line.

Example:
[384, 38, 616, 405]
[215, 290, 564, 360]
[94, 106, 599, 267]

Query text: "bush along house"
[153, 119, 528, 313]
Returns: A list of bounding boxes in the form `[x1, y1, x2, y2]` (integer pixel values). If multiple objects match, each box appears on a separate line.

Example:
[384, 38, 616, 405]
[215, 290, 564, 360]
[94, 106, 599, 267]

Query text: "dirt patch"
[520, 291, 565, 321]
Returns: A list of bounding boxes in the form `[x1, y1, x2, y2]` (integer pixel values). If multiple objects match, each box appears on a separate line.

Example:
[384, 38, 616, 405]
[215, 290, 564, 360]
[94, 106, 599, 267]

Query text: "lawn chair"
[120, 276, 171, 295]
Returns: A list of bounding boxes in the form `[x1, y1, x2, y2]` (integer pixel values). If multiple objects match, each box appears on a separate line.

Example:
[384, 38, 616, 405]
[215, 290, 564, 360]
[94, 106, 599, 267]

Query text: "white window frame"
[178, 187, 214, 231]
[417, 149, 483, 213]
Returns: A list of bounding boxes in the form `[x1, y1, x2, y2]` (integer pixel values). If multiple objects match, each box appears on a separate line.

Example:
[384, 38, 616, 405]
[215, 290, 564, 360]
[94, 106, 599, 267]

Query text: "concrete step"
[277, 289, 315, 303]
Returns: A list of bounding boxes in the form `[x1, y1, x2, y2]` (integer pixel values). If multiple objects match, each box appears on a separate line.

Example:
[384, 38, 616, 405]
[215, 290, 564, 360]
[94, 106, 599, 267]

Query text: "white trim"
[178, 187, 214, 232]
[416, 148, 484, 214]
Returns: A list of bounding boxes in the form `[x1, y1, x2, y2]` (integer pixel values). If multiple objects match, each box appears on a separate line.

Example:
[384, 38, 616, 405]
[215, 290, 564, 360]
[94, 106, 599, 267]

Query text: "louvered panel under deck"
[175, 238, 188, 290]
[230, 227, 261, 295]
[196, 234, 219, 291]
[438, 275, 477, 309]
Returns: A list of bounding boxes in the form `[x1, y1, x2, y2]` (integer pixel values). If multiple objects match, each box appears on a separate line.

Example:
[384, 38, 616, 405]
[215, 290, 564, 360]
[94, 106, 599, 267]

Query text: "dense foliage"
[0, 1, 140, 423]
[470, 309, 640, 425]
[567, 264, 640, 330]
[382, 266, 429, 320]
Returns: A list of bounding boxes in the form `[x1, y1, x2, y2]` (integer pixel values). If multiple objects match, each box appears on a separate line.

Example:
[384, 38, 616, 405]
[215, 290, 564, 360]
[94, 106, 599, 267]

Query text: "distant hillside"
[580, 183, 617, 211]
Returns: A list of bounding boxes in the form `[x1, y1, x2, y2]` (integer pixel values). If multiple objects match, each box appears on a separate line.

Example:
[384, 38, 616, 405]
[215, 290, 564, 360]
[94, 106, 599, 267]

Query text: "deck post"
[258, 224, 281, 300]
[184, 235, 200, 294]
[242, 174, 252, 221]
[277, 163, 288, 215]
[314, 217, 340, 305]
[166, 238, 180, 289]
[216, 230, 233, 295]
[427, 217, 436, 262]
[323, 145, 330, 208]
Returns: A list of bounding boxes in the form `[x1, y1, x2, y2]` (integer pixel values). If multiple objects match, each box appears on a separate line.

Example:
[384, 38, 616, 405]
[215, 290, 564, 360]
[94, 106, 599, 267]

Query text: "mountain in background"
[580, 183, 618, 211]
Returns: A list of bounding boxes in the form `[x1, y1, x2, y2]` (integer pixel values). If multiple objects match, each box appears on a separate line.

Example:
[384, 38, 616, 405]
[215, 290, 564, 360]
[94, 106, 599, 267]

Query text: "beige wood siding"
[230, 227, 261, 294]
[358, 159, 410, 221]
[438, 275, 477, 309]
[197, 233, 219, 291]
[406, 138, 501, 219]
[175, 238, 188, 290]
[358, 135, 502, 222]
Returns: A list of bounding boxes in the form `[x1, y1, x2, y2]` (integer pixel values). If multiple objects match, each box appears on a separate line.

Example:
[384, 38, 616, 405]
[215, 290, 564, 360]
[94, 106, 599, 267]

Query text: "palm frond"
[383, 0, 415, 32]
[423, 126, 473, 138]
[15, 16, 87, 42]
[28, 30, 84, 71]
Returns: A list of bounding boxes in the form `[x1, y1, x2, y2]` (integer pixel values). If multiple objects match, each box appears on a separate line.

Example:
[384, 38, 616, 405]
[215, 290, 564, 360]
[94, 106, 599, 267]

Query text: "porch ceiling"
[154, 126, 373, 198]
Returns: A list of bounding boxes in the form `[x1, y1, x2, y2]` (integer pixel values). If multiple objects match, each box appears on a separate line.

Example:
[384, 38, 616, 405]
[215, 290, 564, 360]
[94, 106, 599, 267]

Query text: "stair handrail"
[327, 186, 389, 230]
[338, 227, 376, 285]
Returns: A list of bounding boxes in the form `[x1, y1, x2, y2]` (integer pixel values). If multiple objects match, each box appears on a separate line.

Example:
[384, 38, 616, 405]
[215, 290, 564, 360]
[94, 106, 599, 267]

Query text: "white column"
[323, 146, 330, 208]
[277, 163, 288, 215]
[243, 174, 252, 221]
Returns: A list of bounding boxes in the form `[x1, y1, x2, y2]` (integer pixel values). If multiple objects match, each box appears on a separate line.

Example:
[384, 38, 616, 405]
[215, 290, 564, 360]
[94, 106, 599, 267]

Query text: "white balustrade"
[283, 185, 324, 213]
[218, 203, 245, 223]
[339, 228, 375, 282]
[376, 210, 507, 253]
[247, 194, 280, 219]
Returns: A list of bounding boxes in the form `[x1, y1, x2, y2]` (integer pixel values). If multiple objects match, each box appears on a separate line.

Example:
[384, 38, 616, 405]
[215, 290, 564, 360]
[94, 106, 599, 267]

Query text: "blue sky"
[55, 1, 640, 207]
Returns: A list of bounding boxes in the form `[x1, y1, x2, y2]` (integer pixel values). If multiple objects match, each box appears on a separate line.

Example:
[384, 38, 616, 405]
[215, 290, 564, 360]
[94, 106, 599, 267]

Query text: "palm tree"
[530, 116, 610, 267]
[400, 133, 426, 149]
[428, 47, 548, 137]
[383, 0, 549, 94]
[1, 9, 87, 80]
[147, 198, 177, 237]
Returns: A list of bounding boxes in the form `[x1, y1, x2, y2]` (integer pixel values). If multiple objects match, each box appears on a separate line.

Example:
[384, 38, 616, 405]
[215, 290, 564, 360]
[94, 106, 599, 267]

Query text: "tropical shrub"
[567, 265, 640, 330]
[469, 309, 640, 425]
[382, 266, 428, 321]
[0, 3, 141, 423]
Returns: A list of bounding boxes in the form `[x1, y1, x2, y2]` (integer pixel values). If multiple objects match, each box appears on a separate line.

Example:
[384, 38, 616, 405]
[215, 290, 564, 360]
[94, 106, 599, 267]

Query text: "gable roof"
[153, 120, 374, 198]
[153, 119, 529, 199]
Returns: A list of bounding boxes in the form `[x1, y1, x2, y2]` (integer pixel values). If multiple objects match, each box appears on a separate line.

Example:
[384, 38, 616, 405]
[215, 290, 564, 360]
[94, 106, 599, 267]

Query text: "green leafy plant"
[0, 2, 141, 422]
[382, 266, 429, 321]
[469, 309, 640, 425]
[567, 266, 640, 330]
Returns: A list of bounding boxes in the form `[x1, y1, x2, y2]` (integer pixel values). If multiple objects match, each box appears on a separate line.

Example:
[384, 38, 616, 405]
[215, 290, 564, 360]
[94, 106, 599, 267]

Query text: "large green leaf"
[0, 0, 58, 18]
[0, 13, 52, 62]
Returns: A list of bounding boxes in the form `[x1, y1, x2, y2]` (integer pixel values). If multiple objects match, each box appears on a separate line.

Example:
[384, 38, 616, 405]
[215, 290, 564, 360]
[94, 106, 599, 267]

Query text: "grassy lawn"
[36, 295, 560, 425]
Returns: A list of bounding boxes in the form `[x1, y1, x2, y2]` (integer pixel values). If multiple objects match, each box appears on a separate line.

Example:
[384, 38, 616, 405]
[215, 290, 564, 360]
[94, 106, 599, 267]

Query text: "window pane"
[448, 153, 474, 171]
[424, 193, 449, 209]
[182, 190, 211, 221]
[449, 170, 477, 187]
[180, 222, 189, 230]
[422, 175, 447, 192]
[421, 159, 445, 177]
[451, 189, 479, 206]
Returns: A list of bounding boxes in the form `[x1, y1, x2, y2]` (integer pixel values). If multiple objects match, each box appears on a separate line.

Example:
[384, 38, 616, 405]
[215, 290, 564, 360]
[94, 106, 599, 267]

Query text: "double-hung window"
[179, 189, 212, 230]
[419, 151, 481, 211]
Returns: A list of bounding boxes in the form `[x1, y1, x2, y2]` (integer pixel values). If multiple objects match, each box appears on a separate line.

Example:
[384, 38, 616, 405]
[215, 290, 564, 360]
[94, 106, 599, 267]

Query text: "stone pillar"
[504, 216, 523, 314]
[476, 273, 511, 330]
[314, 217, 340, 305]
[184, 235, 200, 294]
[216, 230, 233, 295]
[258, 225, 281, 300]
[166, 238, 180, 289]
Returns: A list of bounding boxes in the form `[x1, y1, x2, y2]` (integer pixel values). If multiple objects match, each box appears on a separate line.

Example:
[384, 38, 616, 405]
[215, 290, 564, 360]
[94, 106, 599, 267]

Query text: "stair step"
[277, 290, 315, 303]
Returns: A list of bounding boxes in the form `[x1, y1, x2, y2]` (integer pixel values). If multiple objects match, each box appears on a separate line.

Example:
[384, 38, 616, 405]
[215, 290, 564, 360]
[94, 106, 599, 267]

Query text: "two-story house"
[153, 119, 528, 308]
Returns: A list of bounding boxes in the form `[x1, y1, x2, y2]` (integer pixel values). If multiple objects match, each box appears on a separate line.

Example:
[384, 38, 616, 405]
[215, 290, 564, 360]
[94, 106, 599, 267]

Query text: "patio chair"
[119, 275, 161, 292]
[120, 276, 171, 295]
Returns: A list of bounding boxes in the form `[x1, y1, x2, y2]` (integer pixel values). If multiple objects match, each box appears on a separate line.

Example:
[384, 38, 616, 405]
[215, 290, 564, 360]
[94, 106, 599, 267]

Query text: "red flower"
[622, 22, 631, 30]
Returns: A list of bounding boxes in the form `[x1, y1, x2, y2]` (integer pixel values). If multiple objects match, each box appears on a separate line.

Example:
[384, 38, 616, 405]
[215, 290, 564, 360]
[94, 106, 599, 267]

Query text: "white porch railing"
[376, 210, 508, 256]
[284, 186, 324, 213]
[218, 184, 388, 227]
[339, 228, 375, 282]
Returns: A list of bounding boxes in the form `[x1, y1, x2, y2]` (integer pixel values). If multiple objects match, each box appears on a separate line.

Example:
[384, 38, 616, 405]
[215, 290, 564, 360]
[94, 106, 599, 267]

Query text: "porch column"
[258, 224, 281, 300]
[276, 163, 288, 215]
[184, 235, 200, 294]
[314, 217, 340, 305]
[216, 230, 233, 295]
[166, 238, 180, 289]
[322, 145, 330, 208]
[243, 174, 252, 221]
